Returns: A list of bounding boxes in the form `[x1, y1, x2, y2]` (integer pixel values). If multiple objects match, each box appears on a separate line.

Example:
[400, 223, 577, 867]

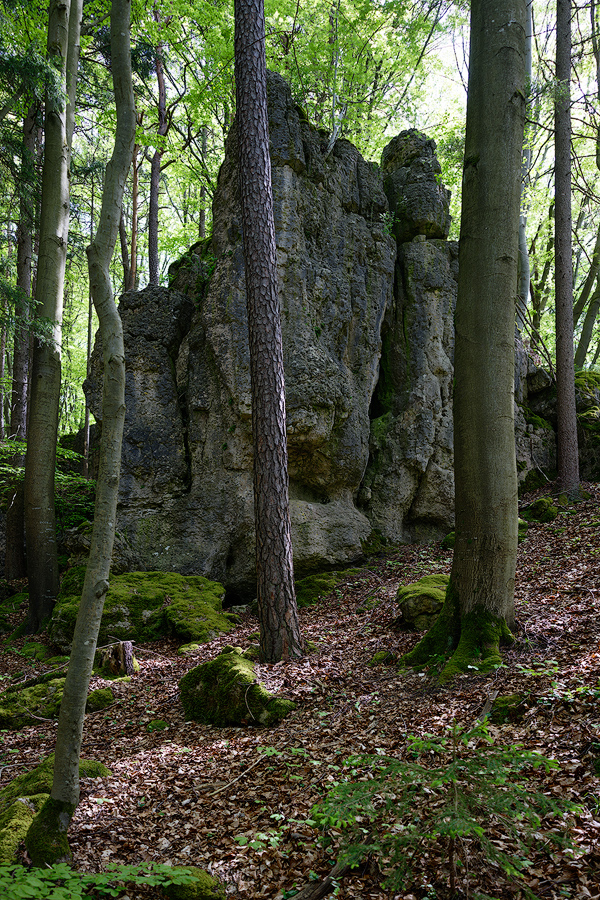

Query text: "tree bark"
[234, 0, 304, 662]
[148, 28, 167, 286]
[403, 0, 526, 681]
[23, 0, 82, 632]
[516, 0, 533, 331]
[555, 0, 579, 495]
[26, 0, 135, 865]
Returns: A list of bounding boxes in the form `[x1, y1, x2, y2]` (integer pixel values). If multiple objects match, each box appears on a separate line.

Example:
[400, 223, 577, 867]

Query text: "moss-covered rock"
[147, 719, 169, 732]
[441, 532, 455, 550]
[368, 650, 398, 666]
[0, 793, 47, 863]
[394, 573, 449, 631]
[0, 755, 109, 863]
[177, 643, 201, 656]
[163, 866, 225, 900]
[0, 678, 66, 729]
[179, 647, 296, 726]
[85, 688, 114, 712]
[21, 642, 50, 662]
[523, 497, 558, 523]
[490, 693, 525, 724]
[294, 568, 363, 608]
[0, 754, 110, 816]
[50, 569, 232, 651]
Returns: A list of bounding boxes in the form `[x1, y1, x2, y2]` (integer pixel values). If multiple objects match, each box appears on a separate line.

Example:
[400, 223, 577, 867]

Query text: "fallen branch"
[291, 836, 373, 900]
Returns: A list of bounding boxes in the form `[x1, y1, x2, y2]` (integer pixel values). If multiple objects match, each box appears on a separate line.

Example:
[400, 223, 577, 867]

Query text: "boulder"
[0, 678, 65, 729]
[50, 569, 233, 652]
[0, 755, 109, 863]
[394, 573, 449, 631]
[179, 646, 296, 726]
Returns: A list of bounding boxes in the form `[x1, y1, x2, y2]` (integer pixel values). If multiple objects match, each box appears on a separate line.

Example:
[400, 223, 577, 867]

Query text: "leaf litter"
[0, 483, 599, 899]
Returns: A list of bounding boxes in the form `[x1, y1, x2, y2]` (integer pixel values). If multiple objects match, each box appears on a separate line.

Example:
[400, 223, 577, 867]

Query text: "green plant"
[0, 862, 197, 899]
[311, 722, 578, 899]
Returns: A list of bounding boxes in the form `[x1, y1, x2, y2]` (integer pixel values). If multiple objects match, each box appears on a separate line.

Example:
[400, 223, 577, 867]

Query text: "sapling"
[312, 722, 579, 899]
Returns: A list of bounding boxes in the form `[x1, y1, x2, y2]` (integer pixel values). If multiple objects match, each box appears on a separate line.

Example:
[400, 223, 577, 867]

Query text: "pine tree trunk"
[234, 0, 304, 662]
[24, 0, 82, 632]
[26, 0, 135, 865]
[148, 35, 166, 286]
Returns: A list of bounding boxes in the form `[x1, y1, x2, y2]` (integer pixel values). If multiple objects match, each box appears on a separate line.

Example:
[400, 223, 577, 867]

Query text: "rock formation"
[85, 71, 557, 597]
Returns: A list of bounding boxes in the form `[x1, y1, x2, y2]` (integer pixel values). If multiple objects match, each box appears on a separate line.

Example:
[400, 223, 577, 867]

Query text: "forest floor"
[1, 483, 600, 900]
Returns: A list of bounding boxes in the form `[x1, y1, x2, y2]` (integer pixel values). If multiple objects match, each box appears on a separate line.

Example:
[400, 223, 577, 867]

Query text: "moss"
[0, 677, 66, 729]
[177, 643, 201, 656]
[395, 574, 449, 631]
[523, 497, 558, 523]
[21, 642, 50, 661]
[0, 755, 110, 817]
[438, 605, 514, 684]
[146, 719, 169, 732]
[360, 529, 388, 557]
[163, 866, 225, 900]
[295, 568, 363, 608]
[0, 794, 48, 863]
[490, 693, 525, 724]
[441, 531, 455, 549]
[179, 647, 296, 727]
[368, 650, 398, 666]
[25, 795, 76, 864]
[50, 570, 232, 649]
[85, 688, 114, 712]
[242, 645, 260, 660]
[521, 406, 553, 431]
[518, 468, 555, 496]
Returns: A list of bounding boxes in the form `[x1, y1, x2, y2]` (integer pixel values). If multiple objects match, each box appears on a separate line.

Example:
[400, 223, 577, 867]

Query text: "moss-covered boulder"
[523, 497, 558, 523]
[85, 687, 114, 712]
[490, 692, 525, 724]
[0, 754, 109, 864]
[394, 573, 449, 631]
[294, 568, 363, 608]
[179, 647, 296, 726]
[163, 866, 225, 900]
[50, 569, 233, 651]
[0, 678, 66, 729]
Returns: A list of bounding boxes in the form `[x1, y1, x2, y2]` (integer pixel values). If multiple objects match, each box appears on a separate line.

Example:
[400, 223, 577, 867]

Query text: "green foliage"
[311, 723, 579, 898]
[0, 861, 198, 900]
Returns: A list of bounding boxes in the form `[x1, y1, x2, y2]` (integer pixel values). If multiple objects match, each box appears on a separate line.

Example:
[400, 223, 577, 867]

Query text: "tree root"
[25, 796, 75, 865]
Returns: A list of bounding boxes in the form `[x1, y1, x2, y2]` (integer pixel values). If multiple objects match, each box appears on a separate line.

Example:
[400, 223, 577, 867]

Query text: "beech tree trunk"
[554, 0, 579, 495]
[403, 0, 526, 682]
[234, 0, 304, 662]
[26, 0, 135, 865]
[24, 0, 82, 632]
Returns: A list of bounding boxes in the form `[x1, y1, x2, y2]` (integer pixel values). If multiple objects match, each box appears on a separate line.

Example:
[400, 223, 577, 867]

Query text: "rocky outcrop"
[85, 75, 558, 595]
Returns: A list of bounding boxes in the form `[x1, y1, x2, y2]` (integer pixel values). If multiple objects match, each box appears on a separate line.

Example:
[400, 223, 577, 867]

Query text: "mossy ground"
[179, 647, 296, 726]
[50, 569, 232, 650]
[0, 678, 65, 729]
[294, 568, 364, 608]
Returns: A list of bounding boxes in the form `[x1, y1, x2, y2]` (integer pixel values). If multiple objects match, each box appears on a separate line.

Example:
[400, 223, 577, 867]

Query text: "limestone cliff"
[86, 73, 557, 595]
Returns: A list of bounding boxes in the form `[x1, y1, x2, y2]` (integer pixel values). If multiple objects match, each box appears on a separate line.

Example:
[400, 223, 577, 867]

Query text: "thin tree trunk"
[148, 28, 166, 286]
[555, 0, 579, 494]
[516, 0, 533, 331]
[118, 208, 130, 290]
[24, 0, 83, 632]
[574, 280, 600, 366]
[26, 0, 135, 864]
[234, 0, 304, 662]
[129, 144, 138, 289]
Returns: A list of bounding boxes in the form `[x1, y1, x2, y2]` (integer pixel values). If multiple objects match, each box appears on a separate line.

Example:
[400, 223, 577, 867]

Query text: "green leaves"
[0, 862, 197, 900]
[311, 722, 580, 898]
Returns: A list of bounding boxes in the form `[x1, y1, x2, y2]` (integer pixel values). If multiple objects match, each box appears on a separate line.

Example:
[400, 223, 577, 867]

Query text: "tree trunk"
[26, 0, 135, 865]
[516, 0, 533, 331]
[234, 0, 304, 662]
[24, 0, 82, 632]
[555, 0, 579, 495]
[129, 144, 139, 290]
[148, 33, 166, 286]
[403, 0, 526, 682]
[574, 280, 600, 367]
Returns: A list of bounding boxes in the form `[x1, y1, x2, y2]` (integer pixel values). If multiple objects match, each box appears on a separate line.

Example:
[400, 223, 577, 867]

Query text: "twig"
[291, 833, 374, 900]
[207, 752, 272, 797]
[244, 684, 256, 721]
[478, 689, 499, 723]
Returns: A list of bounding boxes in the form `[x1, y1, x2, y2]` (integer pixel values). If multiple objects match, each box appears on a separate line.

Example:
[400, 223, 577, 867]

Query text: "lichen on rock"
[179, 647, 296, 726]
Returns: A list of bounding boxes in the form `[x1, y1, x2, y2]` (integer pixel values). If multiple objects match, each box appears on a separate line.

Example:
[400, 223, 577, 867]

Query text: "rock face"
[86, 74, 557, 595]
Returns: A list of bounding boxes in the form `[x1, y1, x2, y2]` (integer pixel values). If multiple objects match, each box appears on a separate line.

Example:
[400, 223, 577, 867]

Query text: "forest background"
[1, 0, 600, 440]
